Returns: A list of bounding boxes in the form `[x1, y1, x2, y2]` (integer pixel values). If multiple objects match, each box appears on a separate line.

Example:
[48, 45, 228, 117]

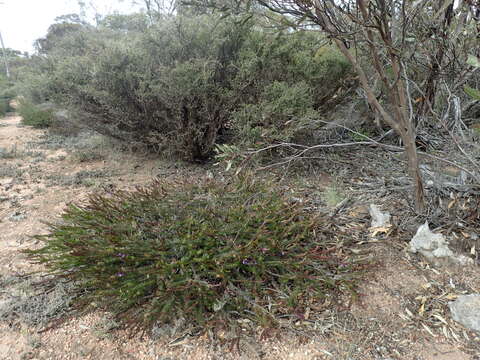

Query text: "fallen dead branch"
[248, 121, 480, 183]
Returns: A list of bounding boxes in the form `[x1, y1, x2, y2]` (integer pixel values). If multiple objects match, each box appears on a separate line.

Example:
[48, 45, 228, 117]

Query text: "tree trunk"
[330, 38, 426, 212]
[311, 1, 426, 212]
[403, 129, 426, 212]
[417, 37, 445, 121]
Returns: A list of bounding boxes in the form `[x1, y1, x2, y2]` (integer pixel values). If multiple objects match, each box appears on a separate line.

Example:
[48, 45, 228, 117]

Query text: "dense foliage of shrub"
[231, 31, 352, 147]
[28, 15, 250, 160]
[18, 13, 354, 160]
[232, 81, 318, 145]
[26, 176, 362, 330]
[0, 100, 9, 117]
[18, 100, 53, 128]
[0, 76, 16, 117]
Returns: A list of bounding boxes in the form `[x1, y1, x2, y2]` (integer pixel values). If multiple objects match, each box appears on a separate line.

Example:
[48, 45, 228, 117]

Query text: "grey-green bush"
[0, 76, 16, 117]
[18, 14, 354, 160]
[35, 15, 250, 160]
[18, 100, 53, 128]
[230, 30, 353, 148]
[0, 100, 9, 117]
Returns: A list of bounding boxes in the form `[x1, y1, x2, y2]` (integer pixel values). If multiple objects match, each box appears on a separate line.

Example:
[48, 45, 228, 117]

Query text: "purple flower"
[116, 253, 127, 259]
[242, 258, 257, 265]
[116, 272, 125, 277]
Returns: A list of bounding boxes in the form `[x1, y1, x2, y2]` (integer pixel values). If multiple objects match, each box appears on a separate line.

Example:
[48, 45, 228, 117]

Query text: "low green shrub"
[232, 81, 318, 146]
[0, 99, 9, 117]
[15, 71, 52, 105]
[18, 100, 53, 128]
[26, 176, 362, 331]
[230, 31, 353, 149]
[0, 87, 16, 117]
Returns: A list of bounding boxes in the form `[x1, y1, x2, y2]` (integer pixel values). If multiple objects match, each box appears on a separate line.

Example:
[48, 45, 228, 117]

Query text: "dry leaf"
[370, 226, 391, 237]
[442, 326, 449, 338]
[419, 303, 425, 316]
[433, 314, 448, 325]
[405, 308, 414, 318]
[443, 294, 459, 300]
[422, 323, 436, 337]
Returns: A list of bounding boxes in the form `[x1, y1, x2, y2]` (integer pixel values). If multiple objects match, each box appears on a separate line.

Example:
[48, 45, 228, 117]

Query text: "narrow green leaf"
[464, 85, 480, 101]
[467, 55, 480, 68]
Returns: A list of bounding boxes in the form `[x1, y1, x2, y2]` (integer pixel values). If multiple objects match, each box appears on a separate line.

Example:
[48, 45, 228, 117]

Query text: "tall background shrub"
[17, 13, 354, 160]
[0, 75, 16, 117]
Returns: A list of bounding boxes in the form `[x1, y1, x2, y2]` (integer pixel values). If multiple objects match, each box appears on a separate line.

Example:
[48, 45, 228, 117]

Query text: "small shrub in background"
[26, 175, 363, 331]
[71, 133, 112, 163]
[230, 30, 354, 149]
[232, 81, 318, 146]
[15, 71, 53, 105]
[0, 81, 16, 117]
[0, 99, 9, 117]
[18, 100, 53, 128]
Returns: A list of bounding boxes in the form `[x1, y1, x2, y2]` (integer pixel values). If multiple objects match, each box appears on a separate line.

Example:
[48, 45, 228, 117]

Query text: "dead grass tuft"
[0, 275, 75, 329]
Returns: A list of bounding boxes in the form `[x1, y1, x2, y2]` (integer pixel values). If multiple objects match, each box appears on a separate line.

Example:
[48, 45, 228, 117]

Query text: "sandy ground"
[0, 113, 479, 360]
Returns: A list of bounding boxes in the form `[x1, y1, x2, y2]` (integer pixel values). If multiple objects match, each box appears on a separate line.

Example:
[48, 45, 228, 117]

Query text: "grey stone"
[409, 222, 474, 266]
[9, 211, 26, 222]
[410, 222, 446, 256]
[369, 204, 391, 228]
[53, 109, 70, 122]
[456, 255, 475, 266]
[449, 294, 480, 332]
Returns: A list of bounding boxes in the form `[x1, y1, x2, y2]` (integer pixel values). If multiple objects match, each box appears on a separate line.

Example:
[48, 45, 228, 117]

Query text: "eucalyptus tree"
[184, 0, 480, 212]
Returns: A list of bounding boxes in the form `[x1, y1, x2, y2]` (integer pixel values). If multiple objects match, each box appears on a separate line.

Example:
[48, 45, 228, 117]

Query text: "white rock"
[410, 222, 447, 258]
[432, 246, 454, 258]
[449, 294, 480, 332]
[369, 204, 391, 228]
[410, 222, 475, 266]
[455, 255, 475, 266]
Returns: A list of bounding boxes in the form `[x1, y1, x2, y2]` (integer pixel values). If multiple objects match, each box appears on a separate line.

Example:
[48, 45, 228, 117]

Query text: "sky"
[0, 0, 142, 54]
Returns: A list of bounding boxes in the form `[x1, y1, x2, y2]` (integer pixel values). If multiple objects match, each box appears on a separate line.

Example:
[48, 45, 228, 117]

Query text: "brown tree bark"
[313, 0, 426, 211]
